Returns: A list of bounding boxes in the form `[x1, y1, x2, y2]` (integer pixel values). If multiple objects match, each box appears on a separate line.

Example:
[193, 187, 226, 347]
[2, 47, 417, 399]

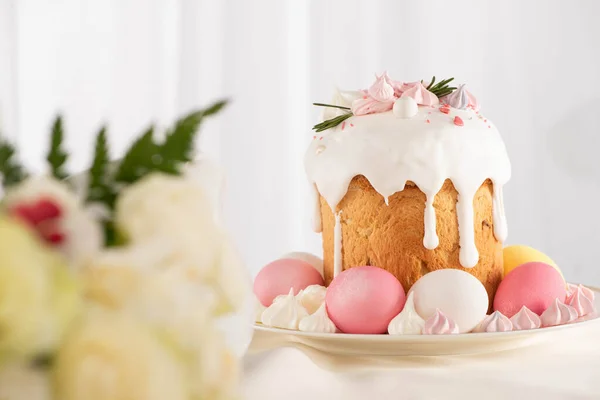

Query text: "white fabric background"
[1, 0, 600, 287]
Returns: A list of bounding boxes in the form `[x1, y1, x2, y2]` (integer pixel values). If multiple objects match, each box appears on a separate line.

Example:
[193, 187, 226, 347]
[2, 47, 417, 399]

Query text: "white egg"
[408, 269, 489, 333]
[281, 252, 324, 277]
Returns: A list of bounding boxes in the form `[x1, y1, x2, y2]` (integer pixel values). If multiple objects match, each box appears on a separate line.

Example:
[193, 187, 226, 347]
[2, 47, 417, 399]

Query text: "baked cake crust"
[319, 176, 503, 306]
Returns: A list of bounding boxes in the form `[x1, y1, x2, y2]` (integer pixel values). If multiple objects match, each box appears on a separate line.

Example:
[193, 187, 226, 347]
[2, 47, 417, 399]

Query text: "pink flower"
[400, 82, 439, 106]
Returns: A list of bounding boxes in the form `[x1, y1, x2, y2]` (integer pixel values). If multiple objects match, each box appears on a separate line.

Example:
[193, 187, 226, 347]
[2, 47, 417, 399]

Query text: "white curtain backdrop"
[1, 0, 600, 285]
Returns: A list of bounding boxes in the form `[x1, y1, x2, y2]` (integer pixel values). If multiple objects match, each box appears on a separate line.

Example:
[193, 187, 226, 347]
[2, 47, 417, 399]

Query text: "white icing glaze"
[305, 106, 511, 269]
[310, 183, 322, 233]
[333, 212, 343, 277]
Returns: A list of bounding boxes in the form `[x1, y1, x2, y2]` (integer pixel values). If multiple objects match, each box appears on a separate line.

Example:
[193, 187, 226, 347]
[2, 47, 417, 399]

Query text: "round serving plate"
[250, 284, 600, 357]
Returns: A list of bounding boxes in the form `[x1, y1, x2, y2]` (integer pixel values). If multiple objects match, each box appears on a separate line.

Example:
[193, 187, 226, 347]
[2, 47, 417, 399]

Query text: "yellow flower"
[0, 217, 80, 363]
[53, 313, 189, 400]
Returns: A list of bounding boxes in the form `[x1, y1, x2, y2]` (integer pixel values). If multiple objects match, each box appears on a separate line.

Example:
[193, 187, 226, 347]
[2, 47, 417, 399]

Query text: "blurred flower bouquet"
[0, 101, 249, 400]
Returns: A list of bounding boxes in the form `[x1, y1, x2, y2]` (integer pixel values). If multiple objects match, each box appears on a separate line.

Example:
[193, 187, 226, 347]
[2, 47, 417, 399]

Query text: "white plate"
[250, 284, 600, 357]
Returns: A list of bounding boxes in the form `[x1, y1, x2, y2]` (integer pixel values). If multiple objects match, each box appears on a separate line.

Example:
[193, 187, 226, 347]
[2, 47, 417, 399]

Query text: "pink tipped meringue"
[566, 283, 577, 297]
[381, 72, 404, 97]
[443, 84, 469, 109]
[351, 97, 394, 116]
[473, 311, 512, 333]
[540, 298, 578, 327]
[423, 309, 459, 335]
[579, 284, 595, 302]
[510, 306, 541, 331]
[400, 82, 439, 106]
[466, 90, 479, 110]
[566, 286, 595, 317]
[368, 73, 396, 102]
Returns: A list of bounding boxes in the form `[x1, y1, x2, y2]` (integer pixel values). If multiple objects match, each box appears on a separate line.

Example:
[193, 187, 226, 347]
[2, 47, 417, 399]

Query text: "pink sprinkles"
[341, 121, 346, 130]
[453, 116, 464, 126]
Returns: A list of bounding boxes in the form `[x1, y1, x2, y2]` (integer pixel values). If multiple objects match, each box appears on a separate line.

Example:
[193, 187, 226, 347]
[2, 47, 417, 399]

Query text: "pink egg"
[493, 261, 566, 317]
[325, 266, 406, 334]
[254, 258, 324, 306]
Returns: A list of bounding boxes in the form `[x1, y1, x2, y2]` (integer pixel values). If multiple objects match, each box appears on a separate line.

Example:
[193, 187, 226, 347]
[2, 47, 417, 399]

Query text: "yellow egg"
[503, 245, 564, 280]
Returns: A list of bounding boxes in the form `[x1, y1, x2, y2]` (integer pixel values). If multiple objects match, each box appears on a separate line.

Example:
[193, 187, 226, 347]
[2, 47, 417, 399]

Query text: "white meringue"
[388, 292, 425, 335]
[541, 298, 578, 327]
[510, 306, 541, 330]
[261, 289, 308, 330]
[254, 297, 266, 323]
[474, 311, 512, 333]
[392, 97, 419, 119]
[298, 304, 337, 333]
[296, 285, 327, 314]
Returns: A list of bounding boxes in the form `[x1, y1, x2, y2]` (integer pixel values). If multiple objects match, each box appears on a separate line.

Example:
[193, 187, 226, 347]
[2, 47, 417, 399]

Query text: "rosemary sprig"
[312, 102, 351, 111]
[426, 76, 457, 98]
[312, 113, 352, 133]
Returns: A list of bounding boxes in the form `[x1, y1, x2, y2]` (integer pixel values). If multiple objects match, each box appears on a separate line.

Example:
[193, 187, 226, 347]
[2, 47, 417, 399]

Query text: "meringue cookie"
[566, 286, 595, 317]
[351, 97, 394, 116]
[443, 84, 469, 109]
[388, 292, 425, 335]
[579, 284, 595, 303]
[540, 298, 578, 327]
[254, 297, 266, 323]
[392, 97, 419, 119]
[423, 309, 459, 335]
[510, 306, 541, 330]
[474, 311, 512, 333]
[298, 304, 338, 333]
[400, 82, 439, 106]
[296, 285, 327, 315]
[368, 73, 395, 102]
[261, 289, 309, 330]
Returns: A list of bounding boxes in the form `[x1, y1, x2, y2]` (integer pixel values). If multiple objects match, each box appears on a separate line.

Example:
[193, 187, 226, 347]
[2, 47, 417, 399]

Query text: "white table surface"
[242, 323, 600, 400]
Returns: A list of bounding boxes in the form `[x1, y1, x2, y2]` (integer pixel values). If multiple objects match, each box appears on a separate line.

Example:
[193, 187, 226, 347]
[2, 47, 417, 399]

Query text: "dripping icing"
[310, 183, 322, 233]
[423, 190, 439, 250]
[492, 182, 508, 242]
[305, 107, 511, 269]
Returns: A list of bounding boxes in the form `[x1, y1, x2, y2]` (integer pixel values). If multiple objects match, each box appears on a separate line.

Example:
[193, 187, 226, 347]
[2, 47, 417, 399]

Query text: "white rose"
[53, 313, 189, 400]
[187, 327, 241, 400]
[115, 173, 217, 242]
[0, 217, 81, 361]
[0, 363, 50, 400]
[2, 176, 103, 269]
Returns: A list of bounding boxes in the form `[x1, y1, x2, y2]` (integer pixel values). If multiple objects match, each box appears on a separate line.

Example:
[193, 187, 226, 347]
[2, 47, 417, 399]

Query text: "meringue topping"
[298, 303, 338, 333]
[296, 285, 327, 315]
[443, 84, 469, 109]
[423, 309, 459, 335]
[540, 298, 578, 327]
[566, 286, 595, 317]
[255, 297, 266, 323]
[261, 288, 309, 330]
[388, 292, 425, 335]
[510, 306, 541, 330]
[473, 311, 512, 333]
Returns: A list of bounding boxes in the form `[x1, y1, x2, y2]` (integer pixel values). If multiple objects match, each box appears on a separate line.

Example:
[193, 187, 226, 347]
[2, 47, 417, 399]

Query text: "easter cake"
[253, 73, 597, 336]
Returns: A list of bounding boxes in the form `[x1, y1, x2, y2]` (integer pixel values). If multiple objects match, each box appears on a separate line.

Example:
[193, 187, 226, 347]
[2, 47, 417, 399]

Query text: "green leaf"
[114, 126, 158, 184]
[47, 116, 69, 180]
[113, 99, 228, 187]
[0, 139, 27, 187]
[86, 126, 116, 207]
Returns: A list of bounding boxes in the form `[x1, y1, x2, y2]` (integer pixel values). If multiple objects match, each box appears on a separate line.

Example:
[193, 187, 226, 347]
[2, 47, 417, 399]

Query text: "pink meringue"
[443, 84, 469, 109]
[566, 286, 595, 317]
[510, 306, 541, 331]
[540, 298, 578, 327]
[368, 73, 395, 102]
[381, 72, 404, 97]
[351, 97, 394, 116]
[423, 309, 459, 335]
[400, 82, 439, 106]
[473, 311, 512, 333]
